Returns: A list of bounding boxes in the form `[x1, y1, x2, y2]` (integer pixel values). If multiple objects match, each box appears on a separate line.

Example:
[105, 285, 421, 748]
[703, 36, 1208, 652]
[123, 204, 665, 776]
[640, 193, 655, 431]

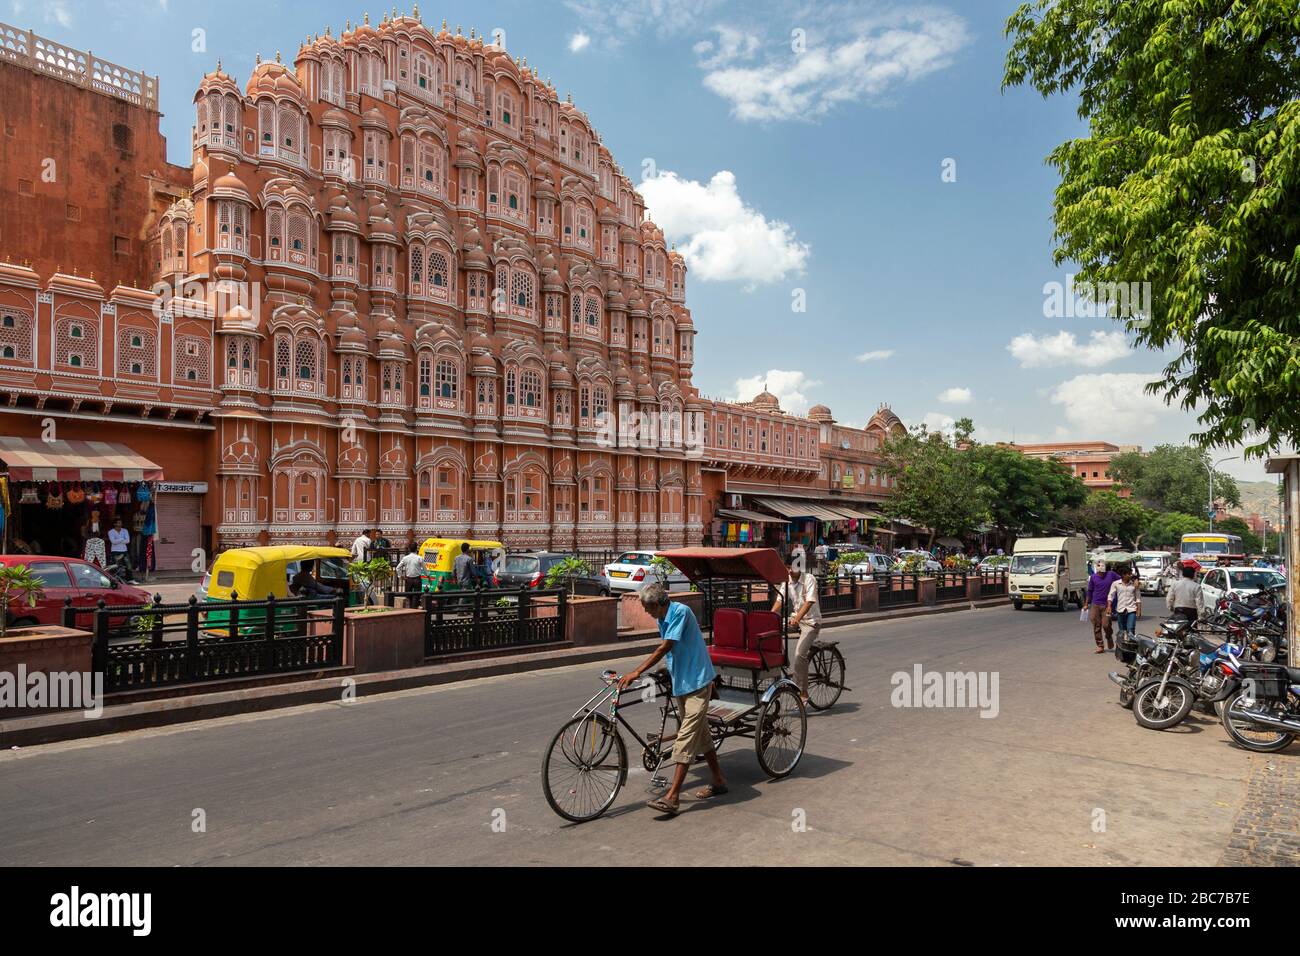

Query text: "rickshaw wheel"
[807, 645, 846, 711]
[755, 684, 807, 778]
[542, 713, 627, 823]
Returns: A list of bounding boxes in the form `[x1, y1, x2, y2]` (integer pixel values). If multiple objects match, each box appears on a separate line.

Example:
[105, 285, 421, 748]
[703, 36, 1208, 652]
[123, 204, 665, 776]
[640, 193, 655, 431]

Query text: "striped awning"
[715, 507, 786, 524]
[753, 497, 845, 522]
[0, 437, 164, 481]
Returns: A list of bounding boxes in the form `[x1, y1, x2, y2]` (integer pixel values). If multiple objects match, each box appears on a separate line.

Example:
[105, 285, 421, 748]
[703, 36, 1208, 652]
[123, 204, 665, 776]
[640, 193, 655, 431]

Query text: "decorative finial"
[346, 18, 352, 31]
[456, 24, 461, 36]
[566, 91, 572, 103]
[364, 12, 370, 26]
[441, 18, 447, 31]
[413, 3, 420, 19]
[275, 50, 281, 63]
[255, 52, 261, 64]
[216, 58, 221, 72]
[469, 27, 475, 39]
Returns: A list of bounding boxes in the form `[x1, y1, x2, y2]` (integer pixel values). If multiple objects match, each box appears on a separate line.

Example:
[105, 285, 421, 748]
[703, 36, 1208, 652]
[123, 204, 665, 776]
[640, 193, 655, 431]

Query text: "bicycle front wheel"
[807, 646, 845, 711]
[542, 712, 627, 823]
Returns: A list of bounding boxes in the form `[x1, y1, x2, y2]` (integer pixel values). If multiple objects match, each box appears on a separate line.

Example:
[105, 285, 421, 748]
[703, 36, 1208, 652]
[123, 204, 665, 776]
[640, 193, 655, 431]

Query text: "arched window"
[436, 358, 458, 399]
[521, 369, 541, 408]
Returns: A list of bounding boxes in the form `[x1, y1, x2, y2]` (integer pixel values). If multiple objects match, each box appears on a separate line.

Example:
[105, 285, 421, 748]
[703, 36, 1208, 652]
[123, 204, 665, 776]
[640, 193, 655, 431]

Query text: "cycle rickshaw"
[541, 547, 811, 823]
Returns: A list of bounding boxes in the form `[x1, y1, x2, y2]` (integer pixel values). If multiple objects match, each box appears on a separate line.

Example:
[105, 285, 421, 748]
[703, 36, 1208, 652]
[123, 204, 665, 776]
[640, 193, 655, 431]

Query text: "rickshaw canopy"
[207, 545, 352, 600]
[417, 538, 505, 568]
[654, 547, 787, 587]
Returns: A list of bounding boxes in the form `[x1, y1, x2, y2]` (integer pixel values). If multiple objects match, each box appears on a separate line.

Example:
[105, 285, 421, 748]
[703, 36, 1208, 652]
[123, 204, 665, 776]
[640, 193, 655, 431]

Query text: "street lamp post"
[1206, 456, 1237, 532]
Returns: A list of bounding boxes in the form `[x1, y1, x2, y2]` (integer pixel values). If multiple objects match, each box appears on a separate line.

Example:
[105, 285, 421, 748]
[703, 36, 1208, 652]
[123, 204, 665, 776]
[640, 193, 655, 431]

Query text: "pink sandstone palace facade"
[0, 12, 906, 567]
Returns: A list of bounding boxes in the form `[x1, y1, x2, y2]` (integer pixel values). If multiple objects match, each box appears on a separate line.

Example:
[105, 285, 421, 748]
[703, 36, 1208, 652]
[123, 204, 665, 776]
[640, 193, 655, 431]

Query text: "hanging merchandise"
[104, 483, 118, 507]
[87, 482, 103, 506]
[47, 484, 64, 509]
[19, 485, 38, 505]
[83, 534, 106, 568]
[66, 483, 85, 506]
[143, 501, 157, 537]
[136, 483, 152, 504]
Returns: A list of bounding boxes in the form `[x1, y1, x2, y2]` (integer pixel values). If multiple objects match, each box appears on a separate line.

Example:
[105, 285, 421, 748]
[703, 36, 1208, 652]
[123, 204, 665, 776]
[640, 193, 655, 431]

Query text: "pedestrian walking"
[618, 583, 727, 816]
[772, 551, 822, 705]
[396, 545, 424, 602]
[351, 528, 372, 563]
[1166, 562, 1204, 622]
[1084, 559, 1120, 653]
[1108, 569, 1141, 646]
[452, 542, 474, 587]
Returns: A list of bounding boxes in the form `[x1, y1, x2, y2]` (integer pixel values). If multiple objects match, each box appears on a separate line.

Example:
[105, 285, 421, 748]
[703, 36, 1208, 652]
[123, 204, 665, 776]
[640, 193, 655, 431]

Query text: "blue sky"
[13, 0, 1269, 481]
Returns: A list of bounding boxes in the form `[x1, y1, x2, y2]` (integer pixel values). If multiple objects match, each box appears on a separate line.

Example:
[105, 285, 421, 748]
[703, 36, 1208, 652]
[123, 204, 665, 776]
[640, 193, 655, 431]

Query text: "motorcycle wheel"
[1219, 690, 1296, 753]
[1133, 681, 1194, 730]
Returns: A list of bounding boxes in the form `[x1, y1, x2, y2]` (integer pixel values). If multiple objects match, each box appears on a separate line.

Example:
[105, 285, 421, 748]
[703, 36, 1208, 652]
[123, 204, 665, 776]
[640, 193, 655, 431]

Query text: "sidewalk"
[0, 595, 1007, 748]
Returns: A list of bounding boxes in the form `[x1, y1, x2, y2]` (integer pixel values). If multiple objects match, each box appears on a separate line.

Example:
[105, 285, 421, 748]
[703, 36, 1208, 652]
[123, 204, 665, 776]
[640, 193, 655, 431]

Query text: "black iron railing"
[935, 571, 968, 602]
[412, 588, 568, 656]
[63, 594, 345, 693]
[875, 572, 920, 607]
[815, 573, 856, 613]
[979, 569, 1007, 596]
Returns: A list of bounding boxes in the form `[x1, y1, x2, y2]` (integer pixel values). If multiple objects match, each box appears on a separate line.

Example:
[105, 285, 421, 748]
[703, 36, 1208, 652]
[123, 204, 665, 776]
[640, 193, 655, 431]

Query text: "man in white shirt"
[397, 545, 423, 591]
[351, 529, 372, 563]
[772, 551, 821, 705]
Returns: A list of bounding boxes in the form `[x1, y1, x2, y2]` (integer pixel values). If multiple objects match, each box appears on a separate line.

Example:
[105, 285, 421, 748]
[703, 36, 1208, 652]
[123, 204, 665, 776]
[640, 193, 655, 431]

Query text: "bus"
[1180, 532, 1245, 566]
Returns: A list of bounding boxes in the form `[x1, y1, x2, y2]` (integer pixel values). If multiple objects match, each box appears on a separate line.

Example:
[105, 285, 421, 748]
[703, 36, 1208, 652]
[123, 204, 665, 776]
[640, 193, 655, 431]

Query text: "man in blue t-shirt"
[619, 582, 727, 815]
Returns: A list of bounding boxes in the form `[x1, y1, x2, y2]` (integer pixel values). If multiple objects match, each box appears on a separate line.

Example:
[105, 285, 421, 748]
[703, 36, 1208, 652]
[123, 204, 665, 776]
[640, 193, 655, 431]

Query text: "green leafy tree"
[1109, 445, 1240, 515]
[0, 562, 45, 639]
[347, 557, 393, 605]
[879, 425, 991, 548]
[970, 444, 1089, 537]
[1062, 491, 1151, 547]
[544, 556, 594, 595]
[1003, 1, 1300, 455]
[1142, 511, 1207, 549]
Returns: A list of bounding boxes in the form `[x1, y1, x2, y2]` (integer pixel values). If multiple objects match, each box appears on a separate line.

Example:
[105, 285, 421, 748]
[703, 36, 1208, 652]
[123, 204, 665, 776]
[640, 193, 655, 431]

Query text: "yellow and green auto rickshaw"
[202, 545, 358, 635]
[417, 538, 504, 591]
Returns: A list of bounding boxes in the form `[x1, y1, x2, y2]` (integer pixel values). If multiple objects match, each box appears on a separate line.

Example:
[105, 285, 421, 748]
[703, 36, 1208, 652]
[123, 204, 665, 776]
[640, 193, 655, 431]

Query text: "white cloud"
[694, 25, 761, 69]
[938, 386, 972, 404]
[855, 349, 894, 362]
[563, 0, 724, 48]
[639, 170, 809, 284]
[1007, 329, 1132, 368]
[1049, 373, 1173, 440]
[46, 0, 71, 26]
[568, 32, 591, 52]
[700, 8, 970, 122]
[920, 411, 955, 434]
[731, 370, 820, 414]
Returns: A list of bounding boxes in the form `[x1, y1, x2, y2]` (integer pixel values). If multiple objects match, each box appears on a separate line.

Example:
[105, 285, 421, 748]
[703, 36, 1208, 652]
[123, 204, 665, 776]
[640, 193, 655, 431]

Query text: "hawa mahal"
[0, 10, 903, 566]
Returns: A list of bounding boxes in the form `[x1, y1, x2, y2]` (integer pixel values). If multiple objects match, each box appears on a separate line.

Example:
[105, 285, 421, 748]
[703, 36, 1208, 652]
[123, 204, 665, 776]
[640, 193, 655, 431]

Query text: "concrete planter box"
[918, 577, 938, 607]
[854, 580, 880, 613]
[617, 590, 704, 632]
[566, 595, 619, 646]
[0, 625, 95, 715]
[311, 607, 424, 674]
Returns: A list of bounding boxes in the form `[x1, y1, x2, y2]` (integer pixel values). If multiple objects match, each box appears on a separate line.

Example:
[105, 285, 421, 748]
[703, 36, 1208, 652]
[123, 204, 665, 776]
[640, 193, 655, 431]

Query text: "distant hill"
[1229, 479, 1282, 522]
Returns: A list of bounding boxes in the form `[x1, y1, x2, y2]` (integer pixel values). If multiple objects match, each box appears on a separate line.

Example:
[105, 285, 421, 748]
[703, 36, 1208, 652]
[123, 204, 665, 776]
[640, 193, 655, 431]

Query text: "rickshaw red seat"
[709, 608, 784, 670]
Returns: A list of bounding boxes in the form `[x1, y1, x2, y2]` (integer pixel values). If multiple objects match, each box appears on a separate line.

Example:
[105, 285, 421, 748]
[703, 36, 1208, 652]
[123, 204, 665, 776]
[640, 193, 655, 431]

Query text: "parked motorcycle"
[1130, 618, 1248, 730]
[1219, 662, 1300, 753]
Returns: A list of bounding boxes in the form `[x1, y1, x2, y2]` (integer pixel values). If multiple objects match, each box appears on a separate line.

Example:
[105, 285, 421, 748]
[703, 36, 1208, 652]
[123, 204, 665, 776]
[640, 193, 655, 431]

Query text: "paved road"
[0, 604, 1286, 866]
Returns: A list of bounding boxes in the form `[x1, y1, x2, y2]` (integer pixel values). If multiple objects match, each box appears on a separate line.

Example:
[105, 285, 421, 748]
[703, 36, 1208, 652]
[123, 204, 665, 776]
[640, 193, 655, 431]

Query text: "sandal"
[695, 784, 729, 800]
[647, 797, 680, 815]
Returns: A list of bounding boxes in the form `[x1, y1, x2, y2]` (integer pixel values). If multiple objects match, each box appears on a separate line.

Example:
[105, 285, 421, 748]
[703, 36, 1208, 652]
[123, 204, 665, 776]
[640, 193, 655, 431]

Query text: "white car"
[894, 549, 943, 573]
[839, 553, 894, 577]
[602, 550, 690, 594]
[1200, 566, 1286, 607]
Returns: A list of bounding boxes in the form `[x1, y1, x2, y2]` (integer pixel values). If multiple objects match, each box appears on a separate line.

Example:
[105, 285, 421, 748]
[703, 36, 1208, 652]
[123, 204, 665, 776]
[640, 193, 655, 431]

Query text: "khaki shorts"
[671, 684, 715, 765]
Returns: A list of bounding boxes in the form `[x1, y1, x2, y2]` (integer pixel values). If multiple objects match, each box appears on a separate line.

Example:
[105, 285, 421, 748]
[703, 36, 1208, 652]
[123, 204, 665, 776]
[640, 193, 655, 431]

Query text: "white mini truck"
[1009, 536, 1088, 611]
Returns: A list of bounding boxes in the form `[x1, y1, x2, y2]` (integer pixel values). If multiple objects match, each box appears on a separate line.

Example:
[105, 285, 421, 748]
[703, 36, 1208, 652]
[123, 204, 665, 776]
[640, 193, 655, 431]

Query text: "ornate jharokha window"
[553, 389, 572, 426]
[433, 357, 459, 410]
[225, 338, 255, 387]
[579, 475, 609, 521]
[672, 263, 684, 298]
[323, 129, 352, 178]
[273, 331, 325, 395]
[372, 244, 396, 289]
[537, 199, 555, 238]
[265, 204, 316, 268]
[320, 58, 345, 106]
[476, 377, 495, 415]
[173, 335, 209, 385]
[467, 271, 487, 311]
[505, 466, 545, 521]
[611, 313, 626, 347]
[332, 234, 358, 279]
[257, 101, 304, 165]
[494, 263, 536, 321]
[575, 205, 593, 251]
[380, 361, 403, 405]
[339, 354, 365, 402]
[545, 292, 561, 330]
[0, 310, 34, 365]
[458, 169, 479, 209]
[199, 92, 240, 151]
[216, 201, 249, 254]
[504, 366, 544, 420]
[363, 130, 389, 184]
[601, 226, 617, 264]
[54, 317, 98, 371]
[583, 294, 601, 339]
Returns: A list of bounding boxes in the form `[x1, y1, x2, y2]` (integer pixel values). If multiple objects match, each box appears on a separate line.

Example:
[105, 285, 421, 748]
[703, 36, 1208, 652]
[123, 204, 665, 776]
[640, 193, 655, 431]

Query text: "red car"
[0, 554, 153, 628]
